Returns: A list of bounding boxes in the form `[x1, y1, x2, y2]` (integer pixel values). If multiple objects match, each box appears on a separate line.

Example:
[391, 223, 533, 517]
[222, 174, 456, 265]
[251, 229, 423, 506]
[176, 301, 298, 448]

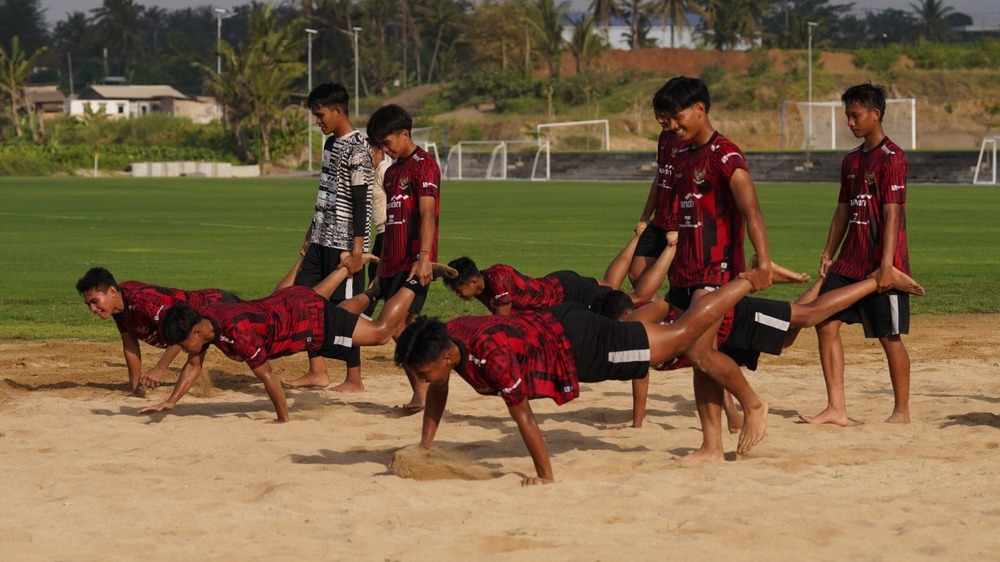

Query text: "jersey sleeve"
[232, 330, 268, 369]
[480, 344, 527, 407]
[416, 159, 441, 198]
[837, 157, 851, 204]
[715, 145, 748, 180]
[880, 153, 907, 205]
[348, 142, 373, 187]
[484, 266, 512, 308]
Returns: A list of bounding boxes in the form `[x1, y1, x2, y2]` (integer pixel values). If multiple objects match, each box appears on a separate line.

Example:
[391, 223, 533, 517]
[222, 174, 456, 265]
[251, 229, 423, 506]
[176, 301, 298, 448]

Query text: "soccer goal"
[411, 126, 442, 169]
[973, 136, 999, 185]
[780, 98, 917, 151]
[444, 140, 543, 180]
[532, 119, 612, 181]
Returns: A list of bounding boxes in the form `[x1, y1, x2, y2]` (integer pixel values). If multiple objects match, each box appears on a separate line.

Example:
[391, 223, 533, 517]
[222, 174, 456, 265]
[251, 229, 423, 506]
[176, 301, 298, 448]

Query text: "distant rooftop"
[84, 85, 189, 100]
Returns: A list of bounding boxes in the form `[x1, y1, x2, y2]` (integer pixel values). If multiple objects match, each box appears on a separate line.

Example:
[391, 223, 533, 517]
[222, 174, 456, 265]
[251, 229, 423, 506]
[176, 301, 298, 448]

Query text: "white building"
[68, 85, 220, 123]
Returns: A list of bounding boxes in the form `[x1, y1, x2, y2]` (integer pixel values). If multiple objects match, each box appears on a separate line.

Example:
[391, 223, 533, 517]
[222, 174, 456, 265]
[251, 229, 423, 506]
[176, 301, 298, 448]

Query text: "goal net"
[444, 140, 542, 180]
[411, 126, 442, 169]
[532, 119, 612, 181]
[973, 136, 999, 185]
[781, 98, 917, 151]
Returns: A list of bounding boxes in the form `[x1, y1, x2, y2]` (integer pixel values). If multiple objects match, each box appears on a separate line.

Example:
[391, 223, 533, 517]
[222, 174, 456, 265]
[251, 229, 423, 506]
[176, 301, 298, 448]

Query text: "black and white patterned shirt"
[309, 130, 374, 250]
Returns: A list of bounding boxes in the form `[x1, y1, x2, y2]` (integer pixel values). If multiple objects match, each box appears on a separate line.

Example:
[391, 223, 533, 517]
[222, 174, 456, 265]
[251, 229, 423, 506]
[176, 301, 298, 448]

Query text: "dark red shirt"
[669, 131, 749, 288]
[478, 264, 565, 314]
[832, 137, 910, 279]
[113, 281, 231, 348]
[380, 146, 441, 277]
[198, 286, 325, 369]
[651, 130, 683, 231]
[445, 312, 578, 407]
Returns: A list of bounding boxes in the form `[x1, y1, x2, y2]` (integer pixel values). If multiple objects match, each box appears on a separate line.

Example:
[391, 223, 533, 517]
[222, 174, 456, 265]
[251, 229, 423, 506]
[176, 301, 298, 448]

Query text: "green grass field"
[1, 177, 997, 340]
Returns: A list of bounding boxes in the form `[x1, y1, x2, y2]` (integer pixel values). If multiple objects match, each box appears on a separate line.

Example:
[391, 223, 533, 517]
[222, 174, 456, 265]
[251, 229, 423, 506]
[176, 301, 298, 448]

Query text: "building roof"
[25, 85, 66, 104]
[84, 85, 189, 100]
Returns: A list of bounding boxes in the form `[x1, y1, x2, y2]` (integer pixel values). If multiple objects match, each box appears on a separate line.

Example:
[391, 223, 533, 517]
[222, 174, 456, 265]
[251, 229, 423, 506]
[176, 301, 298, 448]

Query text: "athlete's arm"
[507, 399, 554, 485]
[140, 345, 182, 389]
[250, 361, 289, 423]
[420, 378, 449, 448]
[139, 349, 207, 414]
[342, 182, 369, 274]
[877, 203, 902, 292]
[731, 169, 772, 289]
[638, 176, 658, 225]
[121, 332, 143, 394]
[820, 204, 849, 277]
[409, 195, 436, 285]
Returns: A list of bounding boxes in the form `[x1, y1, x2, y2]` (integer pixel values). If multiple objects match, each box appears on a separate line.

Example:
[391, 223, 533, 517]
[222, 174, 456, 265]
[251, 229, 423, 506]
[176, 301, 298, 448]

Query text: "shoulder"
[880, 138, 907, 164]
[708, 134, 746, 168]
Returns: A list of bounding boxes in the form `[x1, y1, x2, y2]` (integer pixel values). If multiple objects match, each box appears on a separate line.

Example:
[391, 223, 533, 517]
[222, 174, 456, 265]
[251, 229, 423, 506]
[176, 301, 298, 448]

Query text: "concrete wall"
[131, 161, 260, 178]
[447, 150, 984, 184]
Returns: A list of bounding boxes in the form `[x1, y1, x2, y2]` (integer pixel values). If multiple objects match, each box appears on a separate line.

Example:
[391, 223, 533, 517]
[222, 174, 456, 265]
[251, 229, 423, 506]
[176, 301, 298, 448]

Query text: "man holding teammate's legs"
[804, 83, 914, 426]
[366, 104, 444, 412]
[286, 83, 373, 393]
[656, 76, 774, 463]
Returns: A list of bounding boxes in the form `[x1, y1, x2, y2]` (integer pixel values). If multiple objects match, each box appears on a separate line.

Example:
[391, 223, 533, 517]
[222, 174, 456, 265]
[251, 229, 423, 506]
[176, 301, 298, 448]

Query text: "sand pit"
[391, 444, 502, 481]
[1, 314, 999, 561]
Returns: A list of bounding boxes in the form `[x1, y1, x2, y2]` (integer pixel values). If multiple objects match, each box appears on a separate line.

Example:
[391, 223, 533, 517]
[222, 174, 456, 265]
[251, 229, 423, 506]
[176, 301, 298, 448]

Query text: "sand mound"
[391, 445, 500, 481]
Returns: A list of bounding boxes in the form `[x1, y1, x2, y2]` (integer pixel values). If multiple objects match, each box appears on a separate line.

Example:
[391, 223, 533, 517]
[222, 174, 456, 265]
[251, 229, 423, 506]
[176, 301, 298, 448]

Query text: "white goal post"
[781, 98, 917, 151]
[531, 119, 612, 181]
[973, 136, 999, 185]
[536, 119, 611, 151]
[411, 126, 442, 169]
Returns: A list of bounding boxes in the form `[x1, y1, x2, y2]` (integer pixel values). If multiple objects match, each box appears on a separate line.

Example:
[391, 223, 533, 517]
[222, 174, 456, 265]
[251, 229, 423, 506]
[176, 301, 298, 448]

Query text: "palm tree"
[0, 36, 47, 139]
[909, 0, 955, 41]
[526, 0, 569, 79]
[698, 0, 767, 50]
[650, 0, 703, 47]
[90, 0, 144, 77]
[567, 14, 607, 73]
[622, 0, 654, 50]
[589, 0, 622, 28]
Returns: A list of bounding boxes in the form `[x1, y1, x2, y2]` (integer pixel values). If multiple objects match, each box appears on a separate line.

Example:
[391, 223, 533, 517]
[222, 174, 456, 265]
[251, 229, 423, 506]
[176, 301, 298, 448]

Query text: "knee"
[370, 323, 393, 346]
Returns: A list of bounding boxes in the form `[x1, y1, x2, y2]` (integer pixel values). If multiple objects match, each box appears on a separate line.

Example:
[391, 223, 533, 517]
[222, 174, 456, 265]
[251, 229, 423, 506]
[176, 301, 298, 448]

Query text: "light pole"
[352, 26, 361, 117]
[306, 28, 318, 172]
[806, 21, 818, 165]
[213, 8, 228, 76]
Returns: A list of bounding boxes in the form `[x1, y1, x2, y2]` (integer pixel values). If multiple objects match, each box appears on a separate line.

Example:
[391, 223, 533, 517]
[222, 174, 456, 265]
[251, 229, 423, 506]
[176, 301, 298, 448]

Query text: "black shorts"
[666, 285, 720, 311]
[635, 224, 669, 258]
[316, 302, 361, 361]
[550, 271, 613, 310]
[550, 303, 650, 383]
[295, 243, 366, 302]
[820, 272, 909, 338]
[720, 297, 792, 371]
[377, 272, 428, 316]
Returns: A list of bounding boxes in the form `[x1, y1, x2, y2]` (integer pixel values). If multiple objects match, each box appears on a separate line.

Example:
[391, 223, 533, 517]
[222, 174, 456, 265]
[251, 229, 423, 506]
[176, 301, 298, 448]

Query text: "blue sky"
[42, 0, 1000, 28]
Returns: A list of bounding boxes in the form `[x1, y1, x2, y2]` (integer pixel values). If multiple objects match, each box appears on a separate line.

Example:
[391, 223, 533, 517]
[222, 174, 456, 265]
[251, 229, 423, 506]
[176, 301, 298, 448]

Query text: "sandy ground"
[2, 314, 999, 561]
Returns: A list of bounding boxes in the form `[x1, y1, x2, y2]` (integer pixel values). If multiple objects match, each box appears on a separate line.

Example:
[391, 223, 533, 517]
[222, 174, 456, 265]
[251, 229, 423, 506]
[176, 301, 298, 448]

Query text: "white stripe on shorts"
[754, 312, 790, 332]
[889, 294, 900, 335]
[344, 278, 353, 299]
[333, 336, 353, 348]
[608, 349, 651, 363]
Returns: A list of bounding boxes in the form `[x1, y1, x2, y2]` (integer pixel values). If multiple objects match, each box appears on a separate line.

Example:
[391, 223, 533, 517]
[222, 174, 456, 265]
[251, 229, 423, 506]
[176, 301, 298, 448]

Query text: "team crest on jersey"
[864, 172, 877, 189]
[671, 147, 679, 158]
[693, 168, 706, 185]
[398, 178, 411, 192]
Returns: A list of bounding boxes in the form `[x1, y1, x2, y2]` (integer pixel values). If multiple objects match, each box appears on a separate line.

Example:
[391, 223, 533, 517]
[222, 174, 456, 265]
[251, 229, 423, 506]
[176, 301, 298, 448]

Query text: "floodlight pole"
[213, 8, 227, 76]
[352, 27, 362, 116]
[806, 21, 818, 166]
[306, 28, 318, 172]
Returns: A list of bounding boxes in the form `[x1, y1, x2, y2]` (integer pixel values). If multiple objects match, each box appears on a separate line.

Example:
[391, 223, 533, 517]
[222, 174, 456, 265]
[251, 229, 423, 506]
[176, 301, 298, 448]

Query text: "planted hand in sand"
[140, 367, 169, 389]
[521, 476, 554, 486]
[139, 401, 174, 414]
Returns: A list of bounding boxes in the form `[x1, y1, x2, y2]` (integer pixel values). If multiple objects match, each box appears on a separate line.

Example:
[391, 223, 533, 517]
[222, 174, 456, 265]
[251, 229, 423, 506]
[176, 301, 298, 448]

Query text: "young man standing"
[75, 267, 239, 394]
[657, 76, 775, 464]
[803, 84, 913, 426]
[285, 83, 374, 393]
[366, 104, 443, 412]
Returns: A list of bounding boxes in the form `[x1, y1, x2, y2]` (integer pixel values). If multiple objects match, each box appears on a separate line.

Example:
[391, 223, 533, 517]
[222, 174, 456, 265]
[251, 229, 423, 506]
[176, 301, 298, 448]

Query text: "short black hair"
[444, 257, 480, 290]
[592, 290, 634, 320]
[652, 76, 711, 115]
[366, 104, 413, 145]
[307, 82, 350, 114]
[842, 83, 887, 121]
[76, 267, 118, 294]
[161, 303, 202, 345]
[395, 316, 452, 368]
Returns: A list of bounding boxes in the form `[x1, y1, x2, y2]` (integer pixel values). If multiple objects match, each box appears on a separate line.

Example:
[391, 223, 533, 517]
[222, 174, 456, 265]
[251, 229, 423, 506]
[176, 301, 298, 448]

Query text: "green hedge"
[0, 142, 236, 176]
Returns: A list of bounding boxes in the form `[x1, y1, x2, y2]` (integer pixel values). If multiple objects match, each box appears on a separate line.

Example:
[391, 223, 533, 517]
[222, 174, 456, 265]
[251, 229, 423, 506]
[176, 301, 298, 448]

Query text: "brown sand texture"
[1, 314, 999, 561]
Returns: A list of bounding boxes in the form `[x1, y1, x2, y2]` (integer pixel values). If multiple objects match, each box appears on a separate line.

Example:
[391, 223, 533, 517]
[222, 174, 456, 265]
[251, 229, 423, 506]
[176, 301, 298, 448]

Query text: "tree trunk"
[427, 26, 444, 83]
[260, 122, 272, 175]
[11, 95, 23, 137]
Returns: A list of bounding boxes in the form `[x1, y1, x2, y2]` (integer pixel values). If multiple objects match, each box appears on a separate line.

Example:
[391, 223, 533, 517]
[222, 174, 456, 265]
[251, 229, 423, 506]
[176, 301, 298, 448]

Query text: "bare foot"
[331, 380, 365, 393]
[771, 261, 811, 284]
[885, 410, 911, 424]
[678, 447, 725, 466]
[725, 411, 743, 434]
[736, 401, 768, 455]
[283, 372, 331, 389]
[798, 407, 849, 427]
[394, 402, 424, 416]
[890, 268, 925, 296]
[338, 251, 380, 265]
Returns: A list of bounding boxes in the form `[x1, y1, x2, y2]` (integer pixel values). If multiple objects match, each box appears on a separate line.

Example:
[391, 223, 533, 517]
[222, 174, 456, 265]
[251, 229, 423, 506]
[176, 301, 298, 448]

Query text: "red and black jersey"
[380, 146, 441, 277]
[445, 312, 578, 407]
[669, 131, 749, 288]
[198, 286, 325, 369]
[832, 137, 910, 279]
[651, 130, 684, 231]
[113, 281, 231, 348]
[478, 264, 565, 314]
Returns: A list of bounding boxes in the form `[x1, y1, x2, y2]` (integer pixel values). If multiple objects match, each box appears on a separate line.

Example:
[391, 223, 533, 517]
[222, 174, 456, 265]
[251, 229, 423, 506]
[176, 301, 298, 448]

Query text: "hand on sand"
[139, 401, 174, 415]
[140, 367, 169, 389]
[521, 476, 554, 486]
